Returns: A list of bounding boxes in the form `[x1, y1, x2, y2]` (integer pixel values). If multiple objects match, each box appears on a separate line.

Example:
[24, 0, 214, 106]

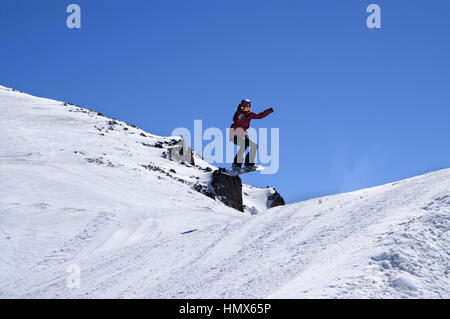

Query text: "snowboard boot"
[232, 163, 242, 171]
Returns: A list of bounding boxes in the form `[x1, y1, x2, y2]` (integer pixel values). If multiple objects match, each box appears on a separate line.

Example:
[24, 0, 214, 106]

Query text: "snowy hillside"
[1, 85, 449, 298]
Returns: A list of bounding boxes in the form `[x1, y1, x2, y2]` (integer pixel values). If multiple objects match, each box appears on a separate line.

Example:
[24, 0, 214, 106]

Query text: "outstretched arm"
[249, 108, 274, 119]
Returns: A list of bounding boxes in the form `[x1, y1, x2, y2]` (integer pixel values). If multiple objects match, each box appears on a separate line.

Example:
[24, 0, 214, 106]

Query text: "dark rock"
[193, 183, 215, 200]
[267, 189, 285, 208]
[141, 164, 165, 174]
[107, 161, 116, 168]
[169, 169, 176, 173]
[210, 169, 243, 212]
[167, 139, 179, 146]
[140, 133, 147, 137]
[85, 157, 105, 165]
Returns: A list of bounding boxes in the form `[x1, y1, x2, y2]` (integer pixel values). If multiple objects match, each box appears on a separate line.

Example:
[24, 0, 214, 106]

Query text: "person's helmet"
[240, 99, 251, 106]
[240, 99, 251, 111]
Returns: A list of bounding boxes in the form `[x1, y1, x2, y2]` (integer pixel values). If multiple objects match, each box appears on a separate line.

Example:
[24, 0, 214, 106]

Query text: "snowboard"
[224, 165, 264, 176]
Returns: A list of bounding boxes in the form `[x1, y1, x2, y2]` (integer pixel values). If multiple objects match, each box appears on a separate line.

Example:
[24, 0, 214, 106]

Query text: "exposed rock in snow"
[267, 188, 285, 208]
[210, 169, 244, 212]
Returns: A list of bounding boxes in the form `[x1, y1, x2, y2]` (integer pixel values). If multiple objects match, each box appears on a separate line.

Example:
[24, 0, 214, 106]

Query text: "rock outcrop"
[267, 189, 285, 208]
[209, 169, 286, 212]
[210, 169, 244, 212]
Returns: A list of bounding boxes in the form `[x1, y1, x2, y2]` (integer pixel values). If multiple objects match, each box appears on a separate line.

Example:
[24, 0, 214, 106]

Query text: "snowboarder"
[229, 99, 274, 172]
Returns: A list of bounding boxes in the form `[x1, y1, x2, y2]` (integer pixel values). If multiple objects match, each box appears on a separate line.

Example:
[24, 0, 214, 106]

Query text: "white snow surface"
[0, 85, 449, 298]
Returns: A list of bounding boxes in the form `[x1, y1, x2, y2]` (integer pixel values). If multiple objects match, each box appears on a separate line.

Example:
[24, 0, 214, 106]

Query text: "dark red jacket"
[230, 108, 271, 132]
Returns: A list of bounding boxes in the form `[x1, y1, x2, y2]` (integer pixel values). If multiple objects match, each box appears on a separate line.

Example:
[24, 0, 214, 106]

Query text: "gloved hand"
[267, 107, 274, 113]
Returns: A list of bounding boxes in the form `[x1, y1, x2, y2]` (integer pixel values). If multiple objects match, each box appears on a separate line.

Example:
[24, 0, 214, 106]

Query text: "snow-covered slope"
[1, 86, 449, 298]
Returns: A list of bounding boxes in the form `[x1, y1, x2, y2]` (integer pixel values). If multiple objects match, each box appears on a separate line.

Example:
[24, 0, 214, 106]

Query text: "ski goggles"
[241, 106, 250, 111]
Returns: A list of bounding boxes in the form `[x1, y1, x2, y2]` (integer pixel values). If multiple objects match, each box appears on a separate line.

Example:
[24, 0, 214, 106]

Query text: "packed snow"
[0, 85, 448, 298]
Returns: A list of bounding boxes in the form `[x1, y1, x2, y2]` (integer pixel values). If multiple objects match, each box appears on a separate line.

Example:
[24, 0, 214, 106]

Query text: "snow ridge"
[0, 85, 448, 298]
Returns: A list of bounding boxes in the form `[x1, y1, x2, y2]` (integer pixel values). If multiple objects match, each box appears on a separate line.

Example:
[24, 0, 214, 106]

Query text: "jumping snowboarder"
[229, 99, 274, 174]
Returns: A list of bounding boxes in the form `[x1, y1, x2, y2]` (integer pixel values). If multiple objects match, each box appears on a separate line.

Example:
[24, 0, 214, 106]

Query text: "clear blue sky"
[1, 0, 449, 203]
